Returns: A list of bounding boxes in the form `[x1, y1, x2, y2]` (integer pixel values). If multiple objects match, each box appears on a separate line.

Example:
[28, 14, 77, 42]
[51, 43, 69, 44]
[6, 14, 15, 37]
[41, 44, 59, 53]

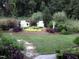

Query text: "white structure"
[53, 21, 56, 29]
[37, 21, 44, 27]
[20, 20, 30, 28]
[34, 54, 57, 59]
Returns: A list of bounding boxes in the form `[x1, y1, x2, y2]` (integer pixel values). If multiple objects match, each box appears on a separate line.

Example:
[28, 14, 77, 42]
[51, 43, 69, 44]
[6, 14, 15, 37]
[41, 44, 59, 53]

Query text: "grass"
[3, 32, 79, 54]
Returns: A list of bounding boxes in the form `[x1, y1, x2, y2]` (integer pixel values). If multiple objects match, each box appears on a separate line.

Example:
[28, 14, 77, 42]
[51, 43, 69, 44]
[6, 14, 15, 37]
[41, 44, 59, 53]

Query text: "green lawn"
[4, 33, 79, 54]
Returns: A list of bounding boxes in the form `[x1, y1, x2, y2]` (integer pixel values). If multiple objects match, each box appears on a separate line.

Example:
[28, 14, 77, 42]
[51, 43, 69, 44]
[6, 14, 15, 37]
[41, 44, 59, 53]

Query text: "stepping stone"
[24, 41, 39, 58]
[17, 40, 39, 58]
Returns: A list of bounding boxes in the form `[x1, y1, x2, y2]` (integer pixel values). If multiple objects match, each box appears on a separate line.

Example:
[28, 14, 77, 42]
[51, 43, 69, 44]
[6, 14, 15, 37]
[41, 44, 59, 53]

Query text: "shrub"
[65, 20, 79, 33]
[53, 11, 67, 22]
[74, 37, 79, 46]
[0, 18, 18, 31]
[7, 19, 17, 29]
[0, 33, 25, 59]
[48, 11, 67, 29]
[48, 20, 57, 32]
[52, 11, 68, 33]
[0, 20, 9, 30]
[1, 25, 9, 30]
[1, 35, 24, 50]
[31, 12, 43, 21]
[57, 19, 79, 34]
[63, 47, 79, 54]
[61, 29, 68, 35]
[30, 12, 43, 26]
[56, 48, 79, 59]
[0, 45, 24, 59]
[56, 23, 66, 32]
[48, 21, 53, 28]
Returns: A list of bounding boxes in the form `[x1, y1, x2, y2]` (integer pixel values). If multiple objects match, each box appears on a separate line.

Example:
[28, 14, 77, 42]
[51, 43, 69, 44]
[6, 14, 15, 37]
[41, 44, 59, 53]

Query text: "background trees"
[0, 0, 79, 19]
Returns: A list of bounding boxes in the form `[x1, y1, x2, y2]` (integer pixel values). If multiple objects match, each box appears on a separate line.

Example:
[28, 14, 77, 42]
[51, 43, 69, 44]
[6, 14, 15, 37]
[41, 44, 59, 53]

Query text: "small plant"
[1, 35, 24, 50]
[56, 48, 79, 59]
[61, 29, 71, 35]
[57, 23, 66, 32]
[74, 37, 79, 46]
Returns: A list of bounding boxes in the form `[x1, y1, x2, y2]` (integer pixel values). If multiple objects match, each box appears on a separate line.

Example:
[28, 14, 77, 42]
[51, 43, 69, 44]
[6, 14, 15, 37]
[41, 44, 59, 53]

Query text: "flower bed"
[24, 27, 43, 32]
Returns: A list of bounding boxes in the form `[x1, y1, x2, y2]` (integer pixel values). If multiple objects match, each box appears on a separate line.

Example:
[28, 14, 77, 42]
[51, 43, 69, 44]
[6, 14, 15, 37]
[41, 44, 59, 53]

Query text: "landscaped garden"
[0, 12, 79, 59]
[0, 11, 79, 59]
[1, 0, 79, 59]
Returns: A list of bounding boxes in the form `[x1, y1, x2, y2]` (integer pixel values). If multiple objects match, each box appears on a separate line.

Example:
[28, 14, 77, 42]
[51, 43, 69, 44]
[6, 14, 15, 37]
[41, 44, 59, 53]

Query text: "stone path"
[24, 41, 39, 58]
[17, 39, 57, 59]
[17, 39, 39, 59]
[24, 41, 57, 59]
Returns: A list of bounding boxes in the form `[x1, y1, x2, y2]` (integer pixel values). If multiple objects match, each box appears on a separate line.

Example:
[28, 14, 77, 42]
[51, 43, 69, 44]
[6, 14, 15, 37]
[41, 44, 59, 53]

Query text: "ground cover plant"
[0, 33, 25, 59]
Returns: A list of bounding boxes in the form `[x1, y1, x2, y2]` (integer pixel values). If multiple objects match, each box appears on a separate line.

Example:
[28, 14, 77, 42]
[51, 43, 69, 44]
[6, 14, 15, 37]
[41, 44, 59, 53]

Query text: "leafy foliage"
[74, 37, 79, 46]
[0, 34, 24, 50]
[53, 11, 67, 22]
[56, 19, 79, 34]
[0, 33, 25, 59]
[0, 0, 79, 19]
[43, 7, 52, 27]
[65, 20, 79, 33]
[31, 12, 43, 21]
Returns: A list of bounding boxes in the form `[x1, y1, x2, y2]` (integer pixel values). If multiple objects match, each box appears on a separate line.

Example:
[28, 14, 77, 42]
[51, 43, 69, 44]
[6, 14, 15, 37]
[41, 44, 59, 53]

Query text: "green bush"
[74, 37, 79, 46]
[0, 34, 24, 50]
[48, 21, 53, 28]
[52, 11, 69, 33]
[29, 12, 43, 26]
[0, 19, 17, 30]
[52, 11, 78, 34]
[53, 11, 67, 22]
[57, 23, 66, 32]
[61, 29, 70, 35]
[0, 33, 25, 59]
[57, 19, 79, 34]
[31, 12, 43, 21]
[63, 47, 79, 54]
[56, 47, 79, 59]
[65, 20, 79, 33]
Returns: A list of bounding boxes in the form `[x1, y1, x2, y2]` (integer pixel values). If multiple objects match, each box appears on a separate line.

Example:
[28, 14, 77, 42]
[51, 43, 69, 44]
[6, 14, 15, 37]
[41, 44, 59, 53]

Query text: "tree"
[43, 6, 52, 27]
[31, 12, 43, 21]
[0, 0, 79, 20]
[28, 0, 36, 14]
[40, 1, 45, 11]
[48, 0, 65, 14]
[53, 11, 67, 22]
[8, 0, 17, 17]
[64, 0, 79, 19]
